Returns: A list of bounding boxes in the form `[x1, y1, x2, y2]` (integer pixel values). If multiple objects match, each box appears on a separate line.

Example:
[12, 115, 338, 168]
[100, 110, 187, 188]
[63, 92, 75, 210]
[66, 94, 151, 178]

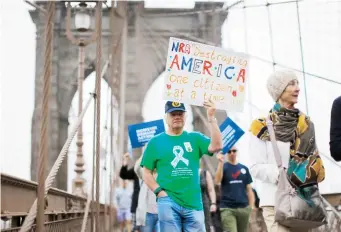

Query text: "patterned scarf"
[250, 103, 325, 187]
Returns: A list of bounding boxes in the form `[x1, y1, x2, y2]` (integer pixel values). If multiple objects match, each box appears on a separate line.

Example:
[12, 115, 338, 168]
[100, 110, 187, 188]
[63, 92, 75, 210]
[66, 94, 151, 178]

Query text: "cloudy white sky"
[1, 0, 341, 200]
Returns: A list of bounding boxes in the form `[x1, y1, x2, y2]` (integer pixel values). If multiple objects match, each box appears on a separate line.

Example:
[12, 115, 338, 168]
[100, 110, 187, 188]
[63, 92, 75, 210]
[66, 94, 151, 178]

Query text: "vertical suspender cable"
[94, 2, 103, 231]
[267, 1, 276, 71]
[119, 2, 127, 162]
[242, 2, 253, 122]
[91, 93, 97, 232]
[296, 1, 309, 115]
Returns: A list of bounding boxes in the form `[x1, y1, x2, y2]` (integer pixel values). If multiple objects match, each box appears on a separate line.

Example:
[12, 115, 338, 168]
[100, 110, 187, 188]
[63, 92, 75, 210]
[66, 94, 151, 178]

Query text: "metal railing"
[0, 173, 116, 232]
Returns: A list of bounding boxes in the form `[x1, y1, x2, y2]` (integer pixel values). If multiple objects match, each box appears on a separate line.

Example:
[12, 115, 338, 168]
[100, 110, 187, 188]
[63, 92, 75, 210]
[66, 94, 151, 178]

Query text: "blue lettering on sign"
[171, 42, 179, 52]
[181, 56, 193, 72]
[224, 66, 235, 80]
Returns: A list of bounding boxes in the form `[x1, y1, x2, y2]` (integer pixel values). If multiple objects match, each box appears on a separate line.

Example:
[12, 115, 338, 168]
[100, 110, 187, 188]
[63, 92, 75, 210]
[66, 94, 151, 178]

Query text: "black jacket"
[119, 165, 140, 213]
[330, 96, 341, 161]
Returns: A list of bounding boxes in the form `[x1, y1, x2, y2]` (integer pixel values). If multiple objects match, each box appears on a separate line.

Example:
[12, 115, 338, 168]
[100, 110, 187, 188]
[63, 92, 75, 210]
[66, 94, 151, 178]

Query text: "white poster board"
[163, 37, 249, 112]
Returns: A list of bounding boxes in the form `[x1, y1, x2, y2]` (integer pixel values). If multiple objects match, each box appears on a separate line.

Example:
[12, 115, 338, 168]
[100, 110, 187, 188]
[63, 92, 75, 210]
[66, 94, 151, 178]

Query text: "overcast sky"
[1, 0, 341, 198]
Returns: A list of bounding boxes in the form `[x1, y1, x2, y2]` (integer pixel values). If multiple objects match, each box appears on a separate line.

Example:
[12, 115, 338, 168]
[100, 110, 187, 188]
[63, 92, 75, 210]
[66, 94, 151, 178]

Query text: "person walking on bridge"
[249, 70, 325, 232]
[214, 147, 255, 232]
[120, 153, 141, 231]
[141, 100, 222, 232]
[115, 179, 133, 232]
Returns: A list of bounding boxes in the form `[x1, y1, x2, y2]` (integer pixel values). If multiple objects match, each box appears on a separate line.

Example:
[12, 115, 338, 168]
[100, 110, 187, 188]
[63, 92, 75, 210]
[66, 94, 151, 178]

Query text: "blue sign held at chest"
[219, 117, 245, 154]
[128, 119, 165, 149]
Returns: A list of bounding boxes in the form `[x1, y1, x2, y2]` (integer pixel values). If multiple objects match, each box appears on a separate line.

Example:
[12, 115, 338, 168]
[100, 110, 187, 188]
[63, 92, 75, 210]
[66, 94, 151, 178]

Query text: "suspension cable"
[91, 92, 97, 232]
[102, 84, 111, 232]
[109, 1, 124, 228]
[242, 0, 254, 123]
[81, 92, 97, 232]
[109, 88, 114, 231]
[94, 2, 103, 231]
[296, 1, 309, 115]
[266, 0, 276, 72]
[36, 2, 55, 232]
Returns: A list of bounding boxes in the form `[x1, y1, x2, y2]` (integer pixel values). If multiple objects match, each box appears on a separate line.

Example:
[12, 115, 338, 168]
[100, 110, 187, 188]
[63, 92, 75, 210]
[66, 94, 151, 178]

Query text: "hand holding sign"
[216, 152, 225, 163]
[123, 153, 130, 166]
[219, 117, 245, 154]
[203, 99, 216, 119]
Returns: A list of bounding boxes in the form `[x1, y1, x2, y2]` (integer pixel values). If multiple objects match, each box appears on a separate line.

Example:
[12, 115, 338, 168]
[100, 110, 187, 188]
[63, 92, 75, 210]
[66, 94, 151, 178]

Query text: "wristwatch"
[154, 186, 164, 196]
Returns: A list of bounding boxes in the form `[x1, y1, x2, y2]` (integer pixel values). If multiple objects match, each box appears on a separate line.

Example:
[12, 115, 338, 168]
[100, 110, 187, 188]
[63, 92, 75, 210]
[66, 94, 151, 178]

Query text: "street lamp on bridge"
[65, 1, 97, 198]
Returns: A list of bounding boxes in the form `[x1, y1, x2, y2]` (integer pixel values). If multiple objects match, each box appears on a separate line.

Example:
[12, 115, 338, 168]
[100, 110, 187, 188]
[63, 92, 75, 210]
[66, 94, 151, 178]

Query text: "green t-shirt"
[140, 131, 213, 210]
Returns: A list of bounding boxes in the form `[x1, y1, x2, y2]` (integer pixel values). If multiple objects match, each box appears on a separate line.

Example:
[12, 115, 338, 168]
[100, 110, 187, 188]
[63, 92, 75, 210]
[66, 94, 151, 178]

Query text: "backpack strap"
[266, 117, 283, 168]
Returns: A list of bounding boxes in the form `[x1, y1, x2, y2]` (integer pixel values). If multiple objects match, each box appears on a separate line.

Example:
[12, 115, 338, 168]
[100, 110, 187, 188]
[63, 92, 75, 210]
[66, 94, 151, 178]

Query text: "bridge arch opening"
[67, 72, 118, 203]
[142, 72, 194, 132]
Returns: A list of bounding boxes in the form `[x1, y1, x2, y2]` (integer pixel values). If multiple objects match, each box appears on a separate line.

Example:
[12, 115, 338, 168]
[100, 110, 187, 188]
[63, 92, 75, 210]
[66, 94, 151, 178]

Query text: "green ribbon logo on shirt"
[171, 146, 189, 168]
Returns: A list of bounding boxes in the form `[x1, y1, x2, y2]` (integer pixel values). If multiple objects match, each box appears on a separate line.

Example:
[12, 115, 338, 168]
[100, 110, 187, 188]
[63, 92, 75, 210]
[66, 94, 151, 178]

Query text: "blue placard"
[219, 117, 245, 154]
[128, 119, 165, 149]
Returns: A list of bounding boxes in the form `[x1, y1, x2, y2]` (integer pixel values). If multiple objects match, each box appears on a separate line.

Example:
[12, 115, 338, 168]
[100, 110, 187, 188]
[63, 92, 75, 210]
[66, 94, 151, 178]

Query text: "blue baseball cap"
[165, 101, 186, 114]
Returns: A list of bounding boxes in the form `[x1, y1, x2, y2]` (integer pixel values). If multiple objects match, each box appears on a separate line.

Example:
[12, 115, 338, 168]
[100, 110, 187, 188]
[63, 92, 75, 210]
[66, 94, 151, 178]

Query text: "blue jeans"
[157, 196, 206, 232]
[141, 213, 159, 232]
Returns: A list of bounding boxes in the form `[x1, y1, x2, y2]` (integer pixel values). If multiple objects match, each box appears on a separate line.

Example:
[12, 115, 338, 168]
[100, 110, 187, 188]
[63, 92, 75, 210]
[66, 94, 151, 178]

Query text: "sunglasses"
[228, 149, 238, 154]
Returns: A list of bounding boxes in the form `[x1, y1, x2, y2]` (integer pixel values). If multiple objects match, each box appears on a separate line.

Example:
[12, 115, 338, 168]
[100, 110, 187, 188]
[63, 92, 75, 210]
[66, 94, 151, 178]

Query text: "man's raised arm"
[204, 100, 222, 153]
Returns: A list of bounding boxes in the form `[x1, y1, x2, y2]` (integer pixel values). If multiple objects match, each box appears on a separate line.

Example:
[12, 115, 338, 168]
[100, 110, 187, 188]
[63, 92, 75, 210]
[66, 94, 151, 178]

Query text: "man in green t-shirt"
[141, 100, 222, 232]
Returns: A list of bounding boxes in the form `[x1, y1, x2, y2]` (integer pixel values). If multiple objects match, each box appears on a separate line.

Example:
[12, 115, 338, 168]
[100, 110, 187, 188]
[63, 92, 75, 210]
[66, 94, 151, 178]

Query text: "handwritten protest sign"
[163, 37, 249, 112]
[128, 119, 165, 149]
[219, 117, 245, 154]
